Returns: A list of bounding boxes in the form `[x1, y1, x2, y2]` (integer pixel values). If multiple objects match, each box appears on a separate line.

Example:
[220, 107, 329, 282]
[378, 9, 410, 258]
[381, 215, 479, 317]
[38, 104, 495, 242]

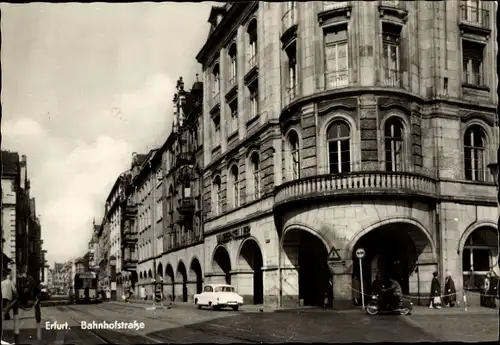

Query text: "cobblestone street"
[2, 301, 498, 344]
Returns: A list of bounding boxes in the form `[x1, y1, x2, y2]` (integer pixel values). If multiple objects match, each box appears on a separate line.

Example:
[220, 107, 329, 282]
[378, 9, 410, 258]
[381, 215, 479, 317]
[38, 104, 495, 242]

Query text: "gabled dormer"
[207, 5, 227, 37]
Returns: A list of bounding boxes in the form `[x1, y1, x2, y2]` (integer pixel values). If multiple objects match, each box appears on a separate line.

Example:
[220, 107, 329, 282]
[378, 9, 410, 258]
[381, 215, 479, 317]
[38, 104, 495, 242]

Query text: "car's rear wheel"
[232, 306, 239, 311]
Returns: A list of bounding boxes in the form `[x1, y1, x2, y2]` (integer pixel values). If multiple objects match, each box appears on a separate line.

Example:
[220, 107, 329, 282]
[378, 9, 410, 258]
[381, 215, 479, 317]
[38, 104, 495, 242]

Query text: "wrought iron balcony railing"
[382, 68, 402, 88]
[324, 70, 349, 90]
[463, 71, 485, 88]
[177, 197, 195, 214]
[460, 5, 490, 30]
[283, 83, 299, 107]
[248, 54, 257, 70]
[274, 171, 437, 205]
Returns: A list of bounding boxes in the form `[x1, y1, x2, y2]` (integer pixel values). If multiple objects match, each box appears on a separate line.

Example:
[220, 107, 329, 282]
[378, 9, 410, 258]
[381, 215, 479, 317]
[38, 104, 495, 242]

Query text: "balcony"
[324, 70, 349, 90]
[283, 83, 299, 107]
[382, 68, 402, 88]
[177, 197, 195, 215]
[122, 230, 138, 244]
[459, 5, 490, 35]
[274, 171, 437, 206]
[176, 151, 195, 167]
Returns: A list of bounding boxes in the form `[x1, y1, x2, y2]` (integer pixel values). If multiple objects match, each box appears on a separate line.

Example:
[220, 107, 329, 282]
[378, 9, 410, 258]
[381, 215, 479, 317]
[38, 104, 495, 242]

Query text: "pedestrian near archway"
[429, 271, 442, 309]
[443, 272, 457, 307]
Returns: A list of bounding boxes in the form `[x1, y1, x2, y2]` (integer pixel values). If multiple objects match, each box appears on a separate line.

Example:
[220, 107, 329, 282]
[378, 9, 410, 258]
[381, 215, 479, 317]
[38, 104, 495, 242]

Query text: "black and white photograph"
[1, 1, 499, 343]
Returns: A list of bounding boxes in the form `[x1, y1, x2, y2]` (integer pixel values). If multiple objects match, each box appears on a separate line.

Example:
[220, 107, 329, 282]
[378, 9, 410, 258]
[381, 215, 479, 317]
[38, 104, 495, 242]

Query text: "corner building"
[196, 0, 499, 308]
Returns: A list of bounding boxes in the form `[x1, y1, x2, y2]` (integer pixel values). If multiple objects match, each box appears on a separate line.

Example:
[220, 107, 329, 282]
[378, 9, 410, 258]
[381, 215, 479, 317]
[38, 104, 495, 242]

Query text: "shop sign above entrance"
[355, 248, 365, 259]
[216, 226, 251, 244]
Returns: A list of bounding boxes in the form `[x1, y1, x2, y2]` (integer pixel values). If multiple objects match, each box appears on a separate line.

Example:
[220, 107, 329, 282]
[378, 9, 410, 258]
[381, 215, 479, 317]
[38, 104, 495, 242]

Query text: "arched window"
[230, 165, 240, 208]
[464, 125, 486, 181]
[228, 43, 237, 86]
[247, 19, 258, 68]
[249, 152, 261, 200]
[212, 175, 222, 216]
[212, 64, 220, 98]
[287, 131, 301, 180]
[384, 118, 404, 172]
[326, 120, 351, 174]
[462, 227, 498, 290]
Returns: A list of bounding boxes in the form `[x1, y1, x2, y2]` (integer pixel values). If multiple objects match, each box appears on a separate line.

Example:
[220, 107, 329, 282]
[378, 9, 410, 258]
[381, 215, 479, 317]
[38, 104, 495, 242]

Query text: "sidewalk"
[109, 298, 498, 315]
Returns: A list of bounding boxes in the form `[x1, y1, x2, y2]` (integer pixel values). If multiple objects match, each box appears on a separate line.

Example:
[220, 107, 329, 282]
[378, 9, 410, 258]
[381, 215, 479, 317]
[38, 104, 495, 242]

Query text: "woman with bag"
[429, 271, 442, 309]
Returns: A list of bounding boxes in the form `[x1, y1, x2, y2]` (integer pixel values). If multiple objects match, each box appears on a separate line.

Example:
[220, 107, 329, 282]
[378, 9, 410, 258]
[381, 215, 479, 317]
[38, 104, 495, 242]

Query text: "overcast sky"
[1, 2, 214, 265]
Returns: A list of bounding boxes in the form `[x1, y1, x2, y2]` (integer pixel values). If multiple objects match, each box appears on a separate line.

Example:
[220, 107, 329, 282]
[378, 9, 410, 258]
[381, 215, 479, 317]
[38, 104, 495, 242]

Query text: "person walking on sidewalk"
[443, 272, 457, 307]
[429, 271, 442, 309]
[1, 270, 17, 320]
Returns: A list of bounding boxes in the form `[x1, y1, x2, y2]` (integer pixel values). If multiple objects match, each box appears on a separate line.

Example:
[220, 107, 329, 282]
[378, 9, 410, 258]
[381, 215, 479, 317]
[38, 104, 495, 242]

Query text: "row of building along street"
[85, 1, 499, 310]
[1, 151, 48, 289]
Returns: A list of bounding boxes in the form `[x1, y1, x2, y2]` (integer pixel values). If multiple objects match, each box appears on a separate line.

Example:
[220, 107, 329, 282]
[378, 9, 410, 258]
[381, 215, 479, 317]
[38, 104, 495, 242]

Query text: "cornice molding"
[197, 2, 258, 68]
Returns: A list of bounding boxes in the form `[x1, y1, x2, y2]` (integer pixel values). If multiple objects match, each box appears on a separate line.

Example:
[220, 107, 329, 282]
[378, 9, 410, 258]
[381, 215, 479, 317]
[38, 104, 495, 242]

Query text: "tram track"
[92, 302, 263, 343]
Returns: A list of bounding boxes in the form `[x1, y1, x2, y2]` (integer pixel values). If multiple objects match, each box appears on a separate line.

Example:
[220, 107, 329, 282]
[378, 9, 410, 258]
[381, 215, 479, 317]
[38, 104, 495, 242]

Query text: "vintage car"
[194, 284, 244, 311]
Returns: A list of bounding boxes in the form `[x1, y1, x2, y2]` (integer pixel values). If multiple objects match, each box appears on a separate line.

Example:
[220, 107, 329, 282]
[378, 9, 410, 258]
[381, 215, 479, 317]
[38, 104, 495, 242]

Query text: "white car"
[194, 284, 244, 311]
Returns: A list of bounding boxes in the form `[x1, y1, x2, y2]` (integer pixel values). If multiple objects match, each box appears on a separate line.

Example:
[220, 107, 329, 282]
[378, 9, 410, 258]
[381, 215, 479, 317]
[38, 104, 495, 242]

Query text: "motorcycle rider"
[382, 276, 404, 309]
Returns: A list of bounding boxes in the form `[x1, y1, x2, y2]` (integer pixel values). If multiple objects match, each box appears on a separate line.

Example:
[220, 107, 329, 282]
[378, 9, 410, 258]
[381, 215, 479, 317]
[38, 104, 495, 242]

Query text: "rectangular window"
[382, 30, 401, 87]
[462, 40, 484, 87]
[228, 98, 238, 135]
[248, 81, 259, 120]
[285, 41, 298, 102]
[324, 27, 348, 89]
[212, 114, 221, 148]
[328, 140, 351, 174]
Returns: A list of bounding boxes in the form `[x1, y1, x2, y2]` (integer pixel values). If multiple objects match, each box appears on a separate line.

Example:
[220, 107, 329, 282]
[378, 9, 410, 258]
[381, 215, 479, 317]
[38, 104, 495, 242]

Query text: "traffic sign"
[328, 247, 342, 261]
[355, 248, 365, 259]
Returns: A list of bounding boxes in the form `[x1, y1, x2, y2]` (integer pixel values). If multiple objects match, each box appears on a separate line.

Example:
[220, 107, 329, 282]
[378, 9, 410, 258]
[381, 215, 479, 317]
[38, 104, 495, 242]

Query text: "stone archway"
[281, 227, 330, 307]
[189, 258, 203, 294]
[460, 225, 498, 291]
[350, 220, 436, 303]
[177, 261, 188, 302]
[212, 246, 232, 284]
[157, 263, 163, 280]
[165, 264, 175, 301]
[238, 238, 264, 304]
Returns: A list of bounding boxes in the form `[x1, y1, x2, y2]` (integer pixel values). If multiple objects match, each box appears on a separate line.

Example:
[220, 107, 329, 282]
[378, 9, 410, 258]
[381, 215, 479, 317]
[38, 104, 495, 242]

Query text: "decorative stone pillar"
[263, 267, 279, 307]
[329, 259, 353, 310]
[281, 267, 299, 308]
[233, 270, 254, 305]
[186, 281, 197, 303]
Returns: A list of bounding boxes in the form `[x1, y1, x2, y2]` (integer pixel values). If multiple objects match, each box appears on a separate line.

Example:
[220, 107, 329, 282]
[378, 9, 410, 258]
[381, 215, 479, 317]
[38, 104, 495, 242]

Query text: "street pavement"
[2, 300, 498, 344]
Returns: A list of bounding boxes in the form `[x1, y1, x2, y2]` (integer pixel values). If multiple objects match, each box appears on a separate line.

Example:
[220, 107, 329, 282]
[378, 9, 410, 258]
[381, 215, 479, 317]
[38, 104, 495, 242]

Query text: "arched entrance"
[148, 269, 152, 280]
[157, 263, 163, 280]
[282, 228, 330, 307]
[165, 264, 175, 301]
[461, 226, 498, 291]
[212, 246, 232, 284]
[189, 258, 203, 294]
[238, 239, 264, 304]
[351, 221, 435, 297]
[177, 261, 188, 302]
[131, 271, 138, 289]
